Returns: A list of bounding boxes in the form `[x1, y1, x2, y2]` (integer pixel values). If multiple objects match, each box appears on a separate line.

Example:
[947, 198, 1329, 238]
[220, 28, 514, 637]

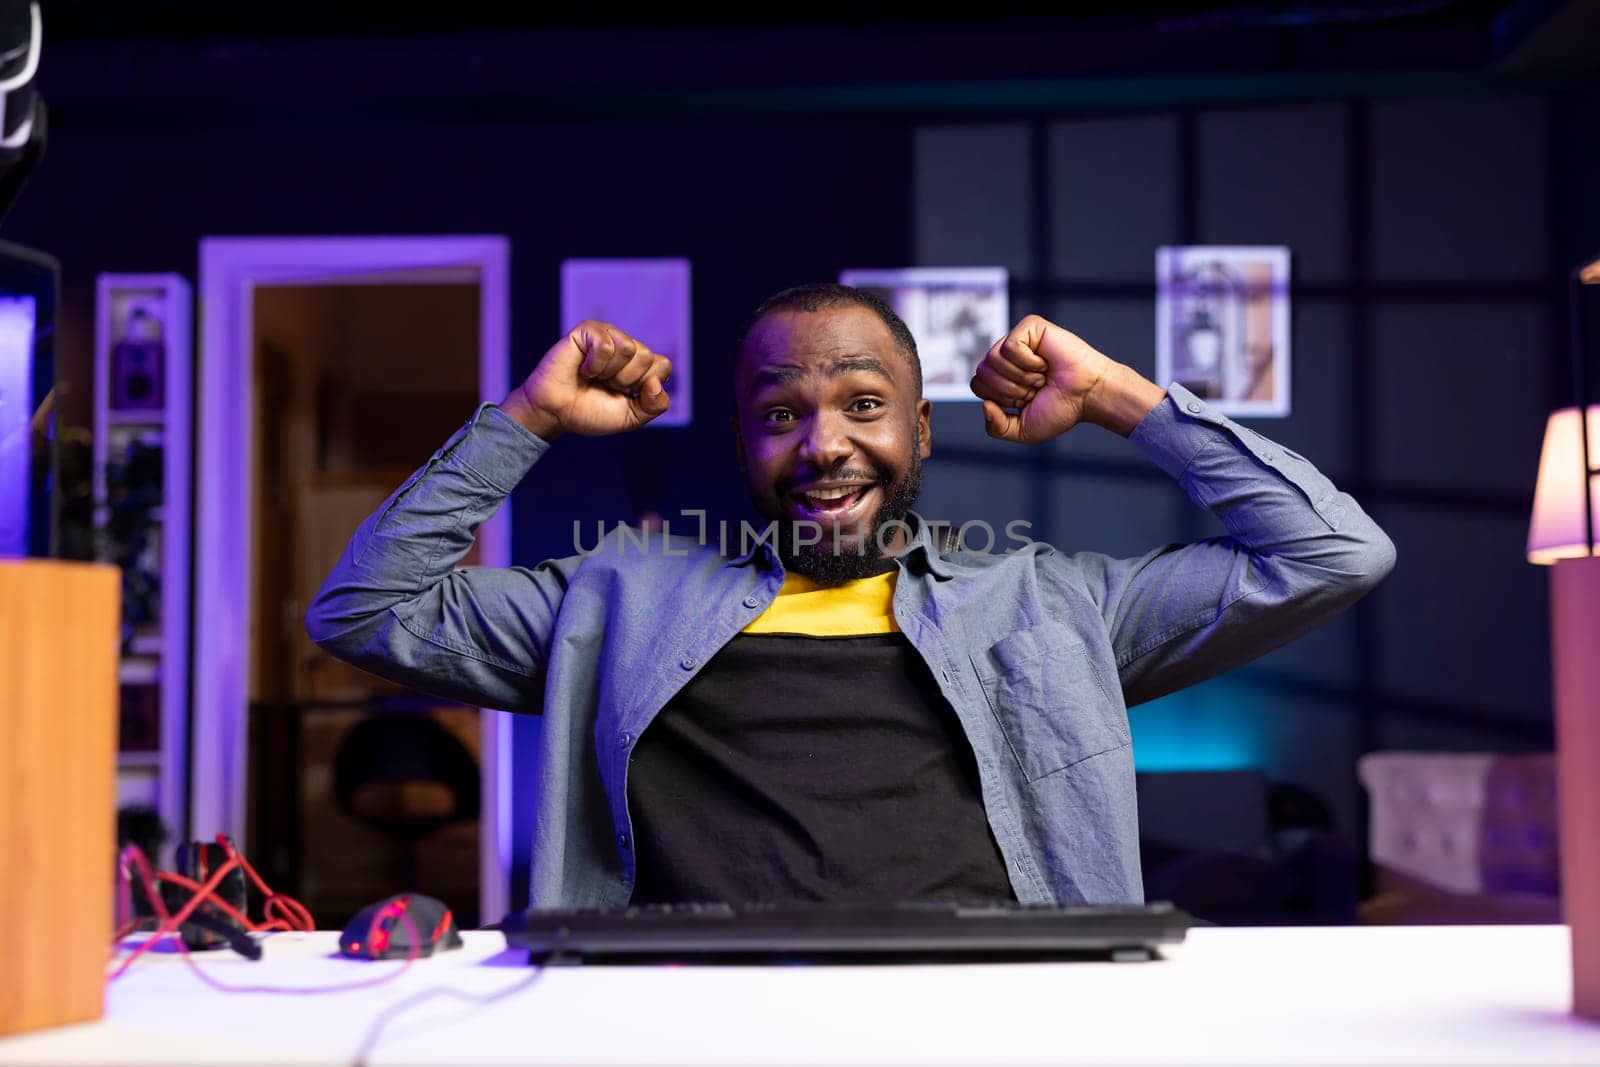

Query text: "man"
[307, 283, 1395, 908]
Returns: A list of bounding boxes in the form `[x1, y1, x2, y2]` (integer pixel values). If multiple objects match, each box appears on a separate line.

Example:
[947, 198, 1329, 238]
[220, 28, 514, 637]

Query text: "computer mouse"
[339, 892, 464, 960]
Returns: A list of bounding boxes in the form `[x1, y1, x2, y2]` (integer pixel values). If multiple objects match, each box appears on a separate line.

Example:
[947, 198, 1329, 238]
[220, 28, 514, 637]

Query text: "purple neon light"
[0, 296, 37, 558]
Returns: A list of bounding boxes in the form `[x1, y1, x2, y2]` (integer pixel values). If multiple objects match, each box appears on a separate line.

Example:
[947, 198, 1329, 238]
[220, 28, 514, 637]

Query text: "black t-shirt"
[626, 630, 1016, 905]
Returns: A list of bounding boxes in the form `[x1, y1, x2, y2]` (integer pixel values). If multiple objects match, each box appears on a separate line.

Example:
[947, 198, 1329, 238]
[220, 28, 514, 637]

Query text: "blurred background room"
[4, 0, 1600, 933]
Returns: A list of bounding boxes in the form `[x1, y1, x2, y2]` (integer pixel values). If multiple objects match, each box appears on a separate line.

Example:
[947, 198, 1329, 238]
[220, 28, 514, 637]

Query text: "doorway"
[195, 237, 512, 924]
[254, 281, 484, 923]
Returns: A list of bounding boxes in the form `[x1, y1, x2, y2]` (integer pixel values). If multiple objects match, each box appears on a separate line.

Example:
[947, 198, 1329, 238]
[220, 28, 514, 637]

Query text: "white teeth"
[806, 486, 857, 501]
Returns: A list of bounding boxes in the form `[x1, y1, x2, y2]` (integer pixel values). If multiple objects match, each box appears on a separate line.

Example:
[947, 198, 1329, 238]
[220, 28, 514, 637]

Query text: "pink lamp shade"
[1527, 404, 1600, 565]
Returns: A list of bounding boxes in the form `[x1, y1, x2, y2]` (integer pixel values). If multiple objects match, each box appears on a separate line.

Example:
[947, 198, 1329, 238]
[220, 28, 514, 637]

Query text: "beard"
[773, 444, 924, 589]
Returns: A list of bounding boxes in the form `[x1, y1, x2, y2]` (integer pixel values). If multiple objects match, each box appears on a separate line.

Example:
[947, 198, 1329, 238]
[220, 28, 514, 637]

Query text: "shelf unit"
[93, 274, 192, 838]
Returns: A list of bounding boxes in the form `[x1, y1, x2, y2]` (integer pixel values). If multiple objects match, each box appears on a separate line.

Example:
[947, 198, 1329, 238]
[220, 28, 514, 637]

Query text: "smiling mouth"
[789, 483, 879, 522]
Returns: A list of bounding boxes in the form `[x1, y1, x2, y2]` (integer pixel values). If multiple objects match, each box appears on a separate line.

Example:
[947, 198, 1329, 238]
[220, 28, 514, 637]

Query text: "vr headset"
[128, 840, 263, 960]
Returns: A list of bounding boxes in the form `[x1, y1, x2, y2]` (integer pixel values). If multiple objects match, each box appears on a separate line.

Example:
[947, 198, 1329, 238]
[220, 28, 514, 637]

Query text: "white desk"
[3, 926, 1599, 1065]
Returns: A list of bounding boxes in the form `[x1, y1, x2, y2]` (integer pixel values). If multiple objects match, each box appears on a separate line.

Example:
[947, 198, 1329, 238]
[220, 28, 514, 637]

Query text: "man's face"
[733, 306, 932, 585]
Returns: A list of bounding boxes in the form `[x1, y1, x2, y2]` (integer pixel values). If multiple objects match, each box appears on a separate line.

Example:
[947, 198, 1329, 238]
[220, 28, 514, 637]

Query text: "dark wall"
[3, 110, 915, 536]
[11, 44, 1595, 907]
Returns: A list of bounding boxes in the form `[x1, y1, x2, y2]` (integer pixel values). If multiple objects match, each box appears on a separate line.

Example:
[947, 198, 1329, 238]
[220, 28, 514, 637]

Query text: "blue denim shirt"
[306, 383, 1395, 908]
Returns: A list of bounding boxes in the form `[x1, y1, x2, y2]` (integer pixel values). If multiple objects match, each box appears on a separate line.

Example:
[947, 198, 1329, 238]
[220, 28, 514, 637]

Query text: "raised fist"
[502, 321, 673, 440]
[969, 314, 1113, 444]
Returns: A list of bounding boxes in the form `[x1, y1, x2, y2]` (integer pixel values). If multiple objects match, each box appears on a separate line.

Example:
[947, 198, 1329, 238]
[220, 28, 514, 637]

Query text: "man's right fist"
[500, 321, 673, 441]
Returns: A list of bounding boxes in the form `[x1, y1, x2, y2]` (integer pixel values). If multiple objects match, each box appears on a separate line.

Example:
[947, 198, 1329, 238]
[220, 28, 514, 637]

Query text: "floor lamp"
[1527, 252, 1600, 1020]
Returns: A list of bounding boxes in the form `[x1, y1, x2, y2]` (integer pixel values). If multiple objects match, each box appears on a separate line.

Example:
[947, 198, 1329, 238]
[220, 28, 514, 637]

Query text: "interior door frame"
[195, 236, 513, 923]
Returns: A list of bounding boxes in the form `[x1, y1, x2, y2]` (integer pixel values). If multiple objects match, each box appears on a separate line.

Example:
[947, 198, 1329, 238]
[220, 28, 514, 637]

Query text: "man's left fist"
[969, 315, 1115, 444]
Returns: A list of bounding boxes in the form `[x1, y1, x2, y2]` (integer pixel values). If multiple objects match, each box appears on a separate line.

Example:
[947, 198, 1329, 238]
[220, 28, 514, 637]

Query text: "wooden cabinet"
[0, 561, 118, 1036]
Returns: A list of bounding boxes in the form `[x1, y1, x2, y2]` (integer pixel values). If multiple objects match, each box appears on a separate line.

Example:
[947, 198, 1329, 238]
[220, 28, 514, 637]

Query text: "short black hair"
[739, 282, 923, 396]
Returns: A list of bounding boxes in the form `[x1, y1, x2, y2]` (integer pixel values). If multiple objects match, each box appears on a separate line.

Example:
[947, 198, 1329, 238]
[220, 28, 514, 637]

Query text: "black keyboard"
[501, 900, 1191, 965]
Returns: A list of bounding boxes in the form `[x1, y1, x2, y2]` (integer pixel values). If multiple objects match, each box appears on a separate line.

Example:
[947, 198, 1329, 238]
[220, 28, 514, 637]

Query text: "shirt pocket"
[970, 622, 1129, 782]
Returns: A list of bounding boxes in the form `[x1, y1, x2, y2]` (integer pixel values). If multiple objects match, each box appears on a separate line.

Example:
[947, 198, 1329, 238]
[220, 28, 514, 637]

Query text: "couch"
[1356, 752, 1560, 924]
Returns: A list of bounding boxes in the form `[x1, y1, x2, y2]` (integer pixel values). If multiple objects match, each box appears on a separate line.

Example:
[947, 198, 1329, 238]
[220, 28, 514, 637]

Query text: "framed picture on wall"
[560, 258, 692, 428]
[838, 267, 1009, 402]
[1156, 246, 1291, 417]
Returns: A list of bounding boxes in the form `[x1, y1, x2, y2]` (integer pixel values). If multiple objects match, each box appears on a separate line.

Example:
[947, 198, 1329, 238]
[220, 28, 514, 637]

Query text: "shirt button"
[1260, 449, 1274, 462]
[619, 732, 632, 748]
[680, 656, 697, 671]
[742, 595, 760, 609]
[1186, 400, 1202, 414]
[617, 833, 630, 851]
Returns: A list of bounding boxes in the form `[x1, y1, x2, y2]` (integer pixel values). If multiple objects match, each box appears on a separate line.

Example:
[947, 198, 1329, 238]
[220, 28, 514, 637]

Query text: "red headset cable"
[113, 835, 423, 993]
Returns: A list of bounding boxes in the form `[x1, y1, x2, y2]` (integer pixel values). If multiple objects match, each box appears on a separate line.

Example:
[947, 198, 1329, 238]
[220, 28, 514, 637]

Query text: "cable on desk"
[112, 835, 425, 994]
[348, 931, 563, 1067]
